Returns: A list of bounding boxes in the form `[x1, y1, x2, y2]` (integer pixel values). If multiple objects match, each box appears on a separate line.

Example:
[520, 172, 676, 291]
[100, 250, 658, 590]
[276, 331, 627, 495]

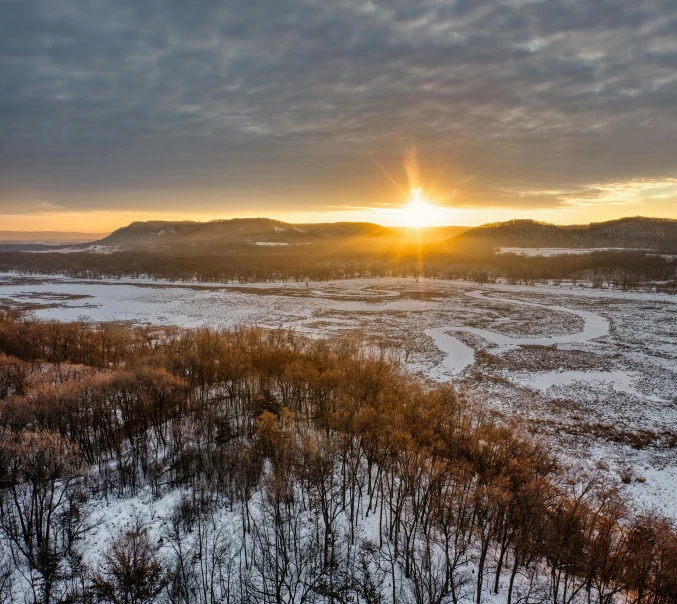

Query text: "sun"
[399, 188, 439, 228]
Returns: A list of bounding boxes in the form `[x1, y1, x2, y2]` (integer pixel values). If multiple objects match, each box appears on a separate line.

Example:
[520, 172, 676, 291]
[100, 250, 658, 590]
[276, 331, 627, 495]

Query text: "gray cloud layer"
[1, 0, 677, 213]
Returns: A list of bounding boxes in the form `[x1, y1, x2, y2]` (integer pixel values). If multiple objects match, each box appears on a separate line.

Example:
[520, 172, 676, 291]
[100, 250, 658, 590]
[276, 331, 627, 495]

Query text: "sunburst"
[399, 188, 439, 227]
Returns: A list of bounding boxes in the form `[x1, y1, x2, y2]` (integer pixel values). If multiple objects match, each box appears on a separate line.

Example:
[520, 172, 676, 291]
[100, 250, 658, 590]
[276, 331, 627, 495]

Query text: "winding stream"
[426, 290, 610, 377]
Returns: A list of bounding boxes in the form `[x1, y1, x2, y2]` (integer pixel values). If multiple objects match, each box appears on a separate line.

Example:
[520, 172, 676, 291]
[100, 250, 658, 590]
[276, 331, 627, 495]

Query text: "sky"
[1, 0, 677, 232]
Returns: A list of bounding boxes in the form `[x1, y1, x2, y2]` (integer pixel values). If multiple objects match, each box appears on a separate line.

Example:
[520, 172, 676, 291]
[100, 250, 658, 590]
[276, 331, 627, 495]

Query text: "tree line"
[0, 246, 675, 291]
[0, 310, 676, 603]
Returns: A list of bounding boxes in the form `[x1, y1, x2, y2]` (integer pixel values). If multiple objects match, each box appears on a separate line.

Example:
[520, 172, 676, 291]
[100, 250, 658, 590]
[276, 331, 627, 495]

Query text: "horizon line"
[1, 213, 676, 240]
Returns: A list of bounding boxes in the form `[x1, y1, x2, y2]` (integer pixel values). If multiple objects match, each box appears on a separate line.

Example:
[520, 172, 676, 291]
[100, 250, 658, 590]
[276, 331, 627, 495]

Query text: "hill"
[452, 217, 677, 252]
[97, 218, 395, 248]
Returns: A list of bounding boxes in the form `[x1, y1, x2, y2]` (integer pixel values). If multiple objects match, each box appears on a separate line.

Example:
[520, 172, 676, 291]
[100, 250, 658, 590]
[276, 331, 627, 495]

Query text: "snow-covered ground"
[1, 272, 676, 516]
[25, 244, 118, 253]
[497, 247, 652, 256]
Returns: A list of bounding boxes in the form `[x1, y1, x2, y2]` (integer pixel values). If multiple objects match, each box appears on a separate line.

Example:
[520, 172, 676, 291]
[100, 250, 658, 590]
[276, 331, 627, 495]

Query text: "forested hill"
[452, 217, 677, 251]
[97, 218, 395, 248]
[94, 216, 677, 251]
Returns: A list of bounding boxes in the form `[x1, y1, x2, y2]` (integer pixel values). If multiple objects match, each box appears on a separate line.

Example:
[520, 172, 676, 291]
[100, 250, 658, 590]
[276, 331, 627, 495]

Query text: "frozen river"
[425, 289, 610, 376]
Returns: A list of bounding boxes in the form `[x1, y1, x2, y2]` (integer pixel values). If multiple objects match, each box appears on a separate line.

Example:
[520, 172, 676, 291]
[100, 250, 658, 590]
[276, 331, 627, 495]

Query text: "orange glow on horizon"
[2, 202, 677, 234]
[3, 149, 677, 234]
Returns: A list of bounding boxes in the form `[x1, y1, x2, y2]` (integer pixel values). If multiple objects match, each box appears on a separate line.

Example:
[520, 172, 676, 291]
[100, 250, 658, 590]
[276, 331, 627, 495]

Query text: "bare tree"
[91, 528, 167, 604]
[0, 429, 82, 604]
[0, 542, 16, 604]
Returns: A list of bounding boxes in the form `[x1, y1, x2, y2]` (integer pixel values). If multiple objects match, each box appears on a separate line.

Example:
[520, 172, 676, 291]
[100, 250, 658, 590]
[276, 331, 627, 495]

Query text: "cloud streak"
[1, 0, 677, 223]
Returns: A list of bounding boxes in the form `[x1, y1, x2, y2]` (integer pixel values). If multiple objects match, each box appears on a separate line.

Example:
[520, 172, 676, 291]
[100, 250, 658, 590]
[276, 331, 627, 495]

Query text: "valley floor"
[1, 272, 676, 517]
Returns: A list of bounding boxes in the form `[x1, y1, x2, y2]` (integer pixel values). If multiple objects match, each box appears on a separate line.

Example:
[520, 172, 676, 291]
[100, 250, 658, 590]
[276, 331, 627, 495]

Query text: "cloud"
[1, 0, 676, 215]
[501, 177, 677, 209]
[561, 178, 677, 207]
[38, 201, 69, 212]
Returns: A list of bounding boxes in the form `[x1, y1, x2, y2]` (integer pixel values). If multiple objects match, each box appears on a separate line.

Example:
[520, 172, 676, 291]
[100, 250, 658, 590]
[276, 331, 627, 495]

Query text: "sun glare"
[400, 188, 439, 228]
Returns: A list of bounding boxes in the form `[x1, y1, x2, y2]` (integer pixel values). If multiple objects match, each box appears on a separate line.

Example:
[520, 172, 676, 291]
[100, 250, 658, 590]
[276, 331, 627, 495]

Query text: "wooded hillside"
[0, 311, 675, 603]
[453, 218, 677, 252]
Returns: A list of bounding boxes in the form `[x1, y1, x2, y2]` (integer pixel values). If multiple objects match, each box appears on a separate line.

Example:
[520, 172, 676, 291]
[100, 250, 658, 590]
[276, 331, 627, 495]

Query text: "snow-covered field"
[496, 247, 652, 256]
[1, 272, 676, 517]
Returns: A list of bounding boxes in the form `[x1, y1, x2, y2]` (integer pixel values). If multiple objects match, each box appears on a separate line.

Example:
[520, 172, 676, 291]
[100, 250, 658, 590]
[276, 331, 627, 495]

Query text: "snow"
[497, 247, 652, 256]
[626, 465, 677, 518]
[423, 289, 609, 375]
[461, 290, 609, 349]
[424, 326, 476, 377]
[26, 245, 118, 254]
[1, 272, 676, 515]
[506, 369, 668, 402]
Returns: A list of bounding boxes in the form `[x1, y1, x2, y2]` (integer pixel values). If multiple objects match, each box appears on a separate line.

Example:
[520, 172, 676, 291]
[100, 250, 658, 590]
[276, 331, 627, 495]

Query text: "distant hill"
[6, 218, 675, 253]
[97, 218, 396, 248]
[390, 225, 469, 241]
[451, 217, 677, 252]
[0, 230, 108, 243]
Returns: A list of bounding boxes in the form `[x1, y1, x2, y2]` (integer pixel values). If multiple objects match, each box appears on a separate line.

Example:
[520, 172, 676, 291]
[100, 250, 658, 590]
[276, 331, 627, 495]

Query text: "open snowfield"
[1, 271, 676, 517]
[496, 247, 652, 256]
